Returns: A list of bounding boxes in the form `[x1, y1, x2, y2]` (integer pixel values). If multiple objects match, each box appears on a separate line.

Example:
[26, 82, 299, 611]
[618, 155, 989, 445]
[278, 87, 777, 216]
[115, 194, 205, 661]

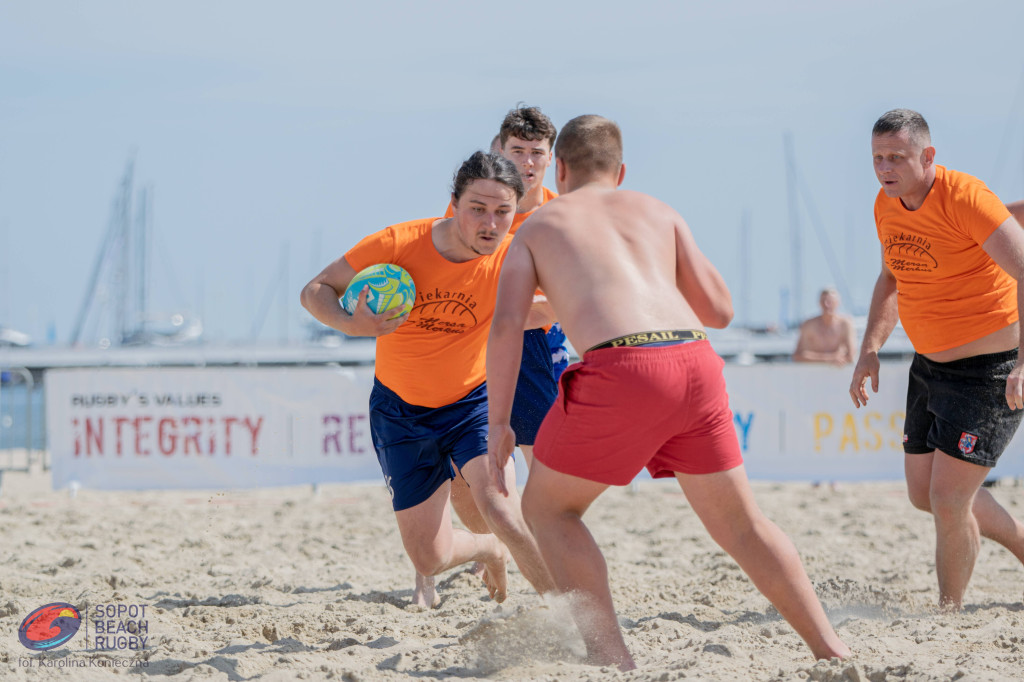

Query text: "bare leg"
[519, 444, 535, 469]
[413, 571, 440, 608]
[450, 466, 491, 533]
[905, 451, 1017, 609]
[413, 467, 491, 598]
[395, 480, 509, 602]
[448, 467, 489, 579]
[521, 459, 634, 671]
[676, 465, 850, 660]
[461, 453, 556, 597]
[906, 452, 1024, 567]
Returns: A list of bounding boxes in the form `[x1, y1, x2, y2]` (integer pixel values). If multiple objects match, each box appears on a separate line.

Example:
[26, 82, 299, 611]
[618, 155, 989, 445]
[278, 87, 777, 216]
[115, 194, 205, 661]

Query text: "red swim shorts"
[533, 340, 743, 485]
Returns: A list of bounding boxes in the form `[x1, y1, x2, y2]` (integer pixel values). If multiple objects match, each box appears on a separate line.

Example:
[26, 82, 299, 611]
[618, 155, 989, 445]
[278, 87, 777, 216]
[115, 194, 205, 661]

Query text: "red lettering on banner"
[206, 417, 216, 454]
[86, 418, 103, 455]
[349, 414, 366, 454]
[322, 413, 369, 455]
[159, 418, 177, 455]
[135, 416, 152, 455]
[323, 415, 342, 454]
[183, 417, 201, 455]
[223, 416, 238, 455]
[70, 414, 265, 458]
[114, 416, 130, 456]
[243, 417, 263, 455]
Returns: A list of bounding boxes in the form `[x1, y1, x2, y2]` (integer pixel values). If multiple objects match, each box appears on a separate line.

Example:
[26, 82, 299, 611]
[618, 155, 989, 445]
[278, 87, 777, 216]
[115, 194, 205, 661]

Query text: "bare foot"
[413, 572, 440, 608]
[481, 544, 511, 603]
[584, 648, 637, 671]
[811, 636, 852, 660]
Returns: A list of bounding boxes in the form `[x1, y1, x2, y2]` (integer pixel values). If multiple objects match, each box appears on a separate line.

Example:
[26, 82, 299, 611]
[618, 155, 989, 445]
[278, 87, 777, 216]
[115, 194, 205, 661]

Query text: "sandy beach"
[1, 464, 1023, 681]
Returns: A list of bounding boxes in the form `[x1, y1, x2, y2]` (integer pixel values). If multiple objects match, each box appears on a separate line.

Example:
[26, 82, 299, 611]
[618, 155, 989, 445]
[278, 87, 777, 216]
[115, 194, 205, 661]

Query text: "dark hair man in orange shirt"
[850, 109, 1024, 610]
[426, 107, 563, 606]
[301, 152, 554, 606]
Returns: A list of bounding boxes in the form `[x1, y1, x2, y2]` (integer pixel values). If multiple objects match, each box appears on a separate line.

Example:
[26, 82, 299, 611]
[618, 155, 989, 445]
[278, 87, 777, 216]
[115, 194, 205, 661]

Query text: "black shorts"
[904, 349, 1023, 467]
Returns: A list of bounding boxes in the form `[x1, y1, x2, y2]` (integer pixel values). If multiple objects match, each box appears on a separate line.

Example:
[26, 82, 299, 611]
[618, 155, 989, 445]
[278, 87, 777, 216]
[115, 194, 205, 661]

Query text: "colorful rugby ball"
[341, 263, 415, 319]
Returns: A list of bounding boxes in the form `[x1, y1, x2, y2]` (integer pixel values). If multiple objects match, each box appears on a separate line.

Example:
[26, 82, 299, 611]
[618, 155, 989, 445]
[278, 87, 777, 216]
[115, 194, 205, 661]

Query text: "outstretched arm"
[674, 213, 733, 328]
[849, 252, 899, 407]
[983, 215, 1024, 410]
[300, 256, 408, 337]
[487, 238, 538, 494]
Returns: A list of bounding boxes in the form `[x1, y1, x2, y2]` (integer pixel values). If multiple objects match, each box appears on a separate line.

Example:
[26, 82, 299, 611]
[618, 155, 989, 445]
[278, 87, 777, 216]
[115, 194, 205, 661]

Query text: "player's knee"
[906, 483, 932, 512]
[480, 499, 523, 539]
[928, 487, 971, 522]
[407, 546, 448, 577]
[520, 487, 546, 533]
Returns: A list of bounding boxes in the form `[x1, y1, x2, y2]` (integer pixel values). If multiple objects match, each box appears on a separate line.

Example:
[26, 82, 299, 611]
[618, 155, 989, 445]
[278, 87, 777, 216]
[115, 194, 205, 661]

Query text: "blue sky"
[2, 0, 1023, 344]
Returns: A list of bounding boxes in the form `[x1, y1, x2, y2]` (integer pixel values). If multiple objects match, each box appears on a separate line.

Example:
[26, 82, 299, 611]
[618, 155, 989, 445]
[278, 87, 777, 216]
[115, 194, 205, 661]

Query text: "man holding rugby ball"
[301, 151, 554, 605]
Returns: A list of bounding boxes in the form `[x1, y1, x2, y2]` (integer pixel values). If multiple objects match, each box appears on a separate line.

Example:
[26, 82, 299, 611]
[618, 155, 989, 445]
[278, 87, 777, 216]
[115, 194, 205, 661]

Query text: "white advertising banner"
[45, 361, 1024, 491]
[724, 361, 1024, 480]
[46, 367, 380, 491]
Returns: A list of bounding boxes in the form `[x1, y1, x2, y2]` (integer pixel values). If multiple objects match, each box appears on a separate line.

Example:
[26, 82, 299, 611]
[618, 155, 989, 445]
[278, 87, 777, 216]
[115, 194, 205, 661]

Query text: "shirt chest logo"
[883, 231, 938, 273]
[409, 286, 481, 335]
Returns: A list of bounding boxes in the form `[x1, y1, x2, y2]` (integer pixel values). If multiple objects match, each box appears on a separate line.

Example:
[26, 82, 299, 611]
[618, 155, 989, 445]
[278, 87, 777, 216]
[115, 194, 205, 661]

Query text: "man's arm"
[673, 214, 733, 328]
[487, 237, 538, 494]
[791, 322, 817, 363]
[1007, 200, 1024, 226]
[982, 216, 1024, 410]
[840, 316, 857, 365]
[299, 255, 408, 337]
[849, 252, 899, 407]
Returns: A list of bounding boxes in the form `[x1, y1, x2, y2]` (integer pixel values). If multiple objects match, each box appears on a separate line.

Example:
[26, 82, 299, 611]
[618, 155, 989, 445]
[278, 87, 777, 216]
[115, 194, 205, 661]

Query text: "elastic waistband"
[916, 347, 1019, 370]
[586, 329, 707, 353]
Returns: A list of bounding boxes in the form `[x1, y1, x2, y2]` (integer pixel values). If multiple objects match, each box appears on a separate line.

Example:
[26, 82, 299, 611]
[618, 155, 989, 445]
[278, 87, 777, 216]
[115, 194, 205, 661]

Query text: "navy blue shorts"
[546, 323, 570, 380]
[904, 349, 1023, 467]
[512, 328, 558, 446]
[369, 378, 489, 511]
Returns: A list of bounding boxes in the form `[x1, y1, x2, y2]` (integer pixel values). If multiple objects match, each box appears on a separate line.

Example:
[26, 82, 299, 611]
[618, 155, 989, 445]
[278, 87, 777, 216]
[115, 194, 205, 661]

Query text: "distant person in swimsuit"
[486, 115, 850, 670]
[301, 151, 554, 608]
[793, 287, 856, 365]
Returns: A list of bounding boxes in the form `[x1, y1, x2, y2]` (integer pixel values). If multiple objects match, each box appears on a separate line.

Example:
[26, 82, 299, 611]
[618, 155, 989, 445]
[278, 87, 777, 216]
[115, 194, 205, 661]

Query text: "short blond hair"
[555, 115, 623, 177]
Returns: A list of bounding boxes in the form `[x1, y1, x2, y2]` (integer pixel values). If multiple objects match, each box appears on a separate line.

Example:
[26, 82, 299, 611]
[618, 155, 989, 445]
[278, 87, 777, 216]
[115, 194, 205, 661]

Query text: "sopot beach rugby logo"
[18, 603, 83, 651]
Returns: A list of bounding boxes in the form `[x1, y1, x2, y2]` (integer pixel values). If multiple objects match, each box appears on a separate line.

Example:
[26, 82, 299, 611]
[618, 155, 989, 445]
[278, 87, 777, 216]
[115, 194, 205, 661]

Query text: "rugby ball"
[341, 264, 415, 319]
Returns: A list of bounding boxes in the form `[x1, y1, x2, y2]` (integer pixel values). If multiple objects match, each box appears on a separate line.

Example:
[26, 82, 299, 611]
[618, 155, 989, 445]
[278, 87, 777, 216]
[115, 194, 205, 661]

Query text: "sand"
[1, 462, 1023, 682]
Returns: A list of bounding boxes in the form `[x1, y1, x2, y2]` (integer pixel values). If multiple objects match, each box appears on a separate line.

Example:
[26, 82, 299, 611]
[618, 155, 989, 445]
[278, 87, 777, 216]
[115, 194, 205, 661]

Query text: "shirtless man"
[487, 115, 850, 670]
[793, 287, 857, 365]
[301, 151, 554, 606]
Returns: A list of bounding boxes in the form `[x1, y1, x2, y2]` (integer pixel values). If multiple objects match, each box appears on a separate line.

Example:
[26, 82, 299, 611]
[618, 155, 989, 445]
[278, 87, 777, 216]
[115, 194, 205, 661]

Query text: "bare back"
[516, 185, 732, 353]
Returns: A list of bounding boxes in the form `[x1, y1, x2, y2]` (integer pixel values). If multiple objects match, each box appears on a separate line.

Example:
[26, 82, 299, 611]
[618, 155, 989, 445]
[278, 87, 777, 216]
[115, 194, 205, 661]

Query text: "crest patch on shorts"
[902, 434, 909, 443]
[958, 432, 979, 455]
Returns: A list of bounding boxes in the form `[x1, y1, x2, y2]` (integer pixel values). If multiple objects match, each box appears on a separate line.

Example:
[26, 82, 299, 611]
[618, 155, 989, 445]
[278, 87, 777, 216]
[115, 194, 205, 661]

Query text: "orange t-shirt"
[443, 186, 558, 235]
[875, 165, 1014, 353]
[344, 218, 510, 408]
